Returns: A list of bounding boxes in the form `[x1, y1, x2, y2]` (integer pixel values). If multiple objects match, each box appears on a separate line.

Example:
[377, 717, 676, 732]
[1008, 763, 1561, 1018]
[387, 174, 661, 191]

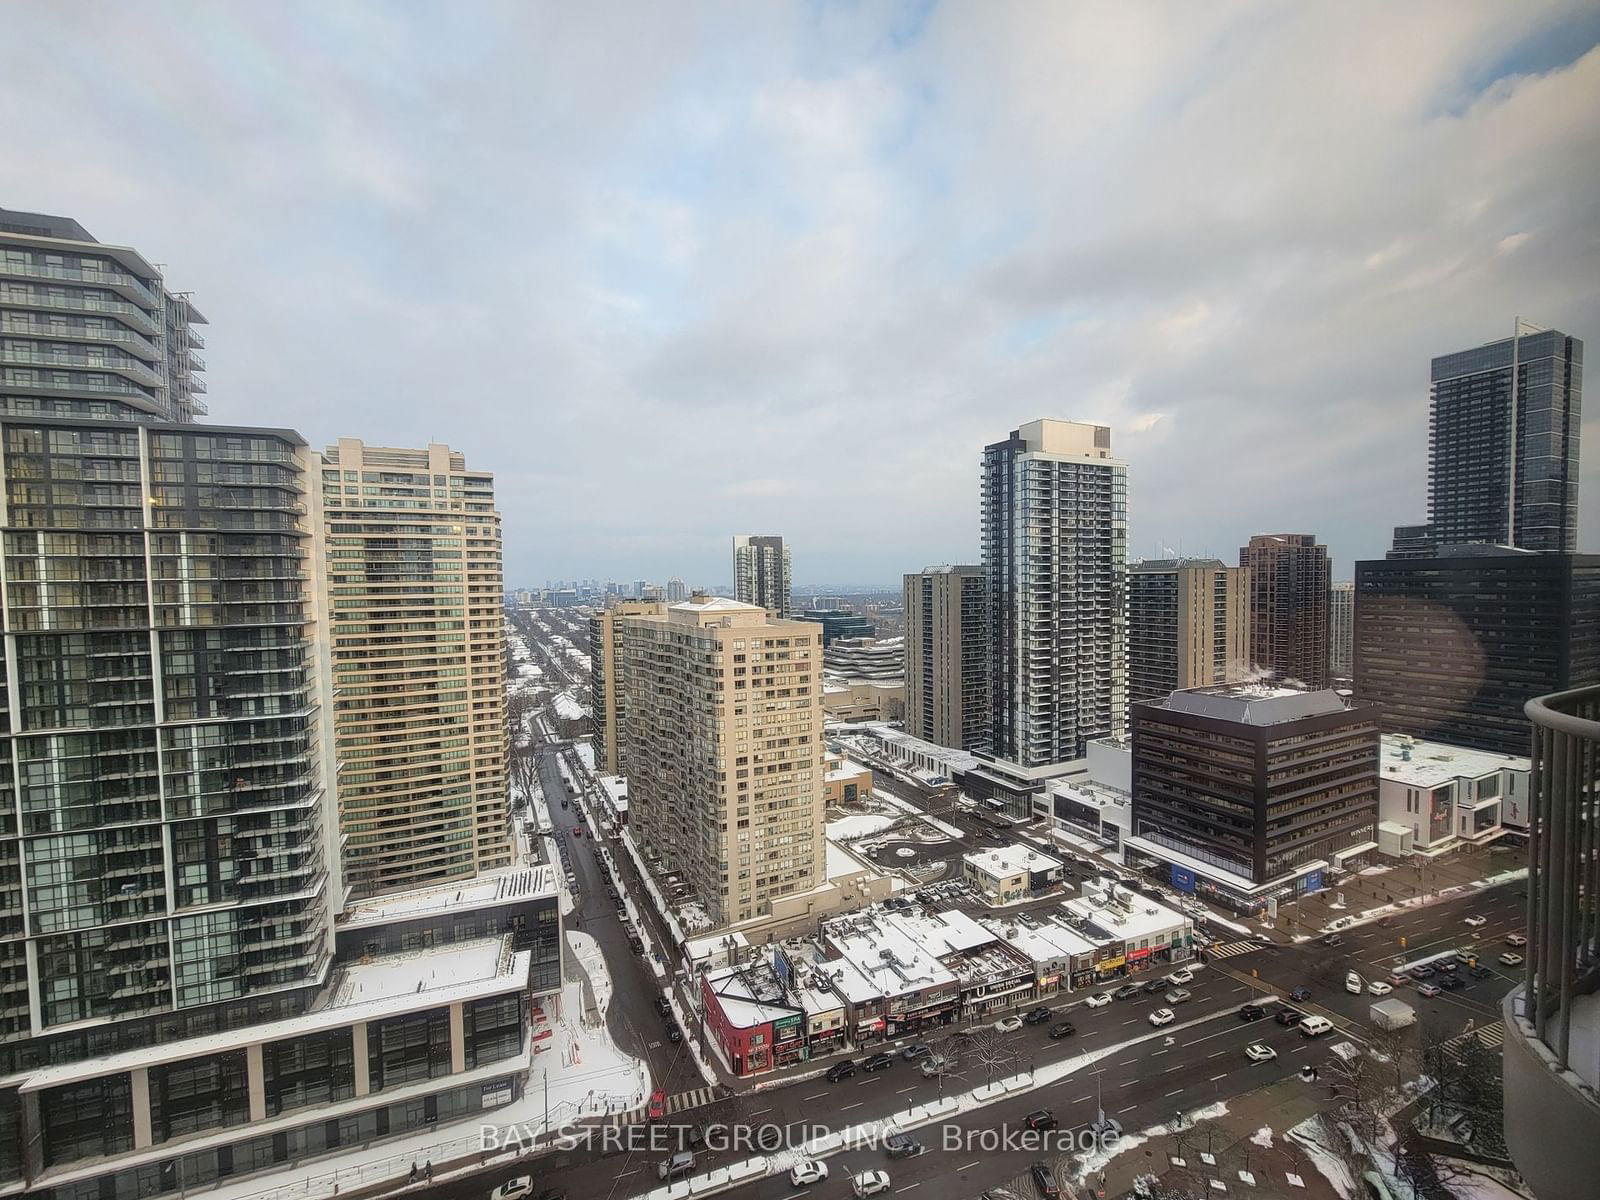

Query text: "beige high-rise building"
[904, 565, 990, 751]
[620, 595, 824, 926]
[1127, 559, 1249, 705]
[320, 438, 510, 897]
[588, 598, 667, 775]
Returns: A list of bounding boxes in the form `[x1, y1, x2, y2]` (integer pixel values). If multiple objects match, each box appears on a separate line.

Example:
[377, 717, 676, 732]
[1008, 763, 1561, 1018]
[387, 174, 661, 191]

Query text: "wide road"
[420, 958, 1311, 1200]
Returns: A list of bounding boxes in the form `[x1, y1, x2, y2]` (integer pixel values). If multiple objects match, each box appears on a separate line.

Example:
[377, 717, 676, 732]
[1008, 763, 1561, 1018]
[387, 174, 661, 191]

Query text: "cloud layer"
[4, 0, 1597, 586]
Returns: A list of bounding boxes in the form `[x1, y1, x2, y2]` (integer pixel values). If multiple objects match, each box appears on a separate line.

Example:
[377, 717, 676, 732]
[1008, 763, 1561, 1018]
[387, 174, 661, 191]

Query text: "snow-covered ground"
[826, 812, 901, 840]
[552, 690, 587, 720]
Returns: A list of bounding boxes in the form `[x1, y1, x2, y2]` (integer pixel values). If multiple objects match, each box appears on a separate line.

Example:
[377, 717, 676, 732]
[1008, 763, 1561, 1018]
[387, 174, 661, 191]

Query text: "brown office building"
[588, 598, 667, 775]
[904, 565, 990, 752]
[1127, 558, 1248, 706]
[1240, 533, 1331, 688]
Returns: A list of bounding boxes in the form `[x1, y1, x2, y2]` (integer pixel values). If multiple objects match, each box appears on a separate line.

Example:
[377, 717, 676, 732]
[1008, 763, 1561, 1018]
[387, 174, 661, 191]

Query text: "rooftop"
[962, 843, 1063, 877]
[1378, 734, 1530, 787]
[1156, 683, 1348, 726]
[338, 866, 556, 928]
[1062, 883, 1189, 944]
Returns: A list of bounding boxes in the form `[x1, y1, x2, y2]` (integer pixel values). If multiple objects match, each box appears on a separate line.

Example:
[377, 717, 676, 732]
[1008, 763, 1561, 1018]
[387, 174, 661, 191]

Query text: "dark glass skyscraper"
[1428, 324, 1582, 552]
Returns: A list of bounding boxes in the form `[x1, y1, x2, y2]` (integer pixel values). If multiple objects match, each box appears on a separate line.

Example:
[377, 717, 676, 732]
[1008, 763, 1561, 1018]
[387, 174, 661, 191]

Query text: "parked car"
[827, 1060, 857, 1082]
[657, 1151, 694, 1181]
[1023, 1109, 1058, 1131]
[1237, 1003, 1266, 1022]
[1029, 1161, 1060, 1199]
[1113, 984, 1143, 1001]
[1438, 974, 1464, 991]
[648, 1090, 667, 1120]
[1368, 981, 1393, 996]
[789, 1160, 829, 1186]
[664, 1019, 682, 1043]
[1165, 988, 1192, 1004]
[1275, 1008, 1304, 1027]
[1289, 986, 1312, 1001]
[627, 935, 644, 955]
[884, 1132, 921, 1158]
[1500, 952, 1524, 967]
[654, 996, 672, 1016]
[1245, 1043, 1278, 1063]
[1084, 992, 1113, 1009]
[862, 1053, 894, 1072]
[994, 1015, 1024, 1033]
[1049, 1021, 1077, 1040]
[1464, 915, 1487, 928]
[852, 1170, 892, 1198]
[1148, 1007, 1176, 1027]
[1410, 965, 1436, 979]
[1469, 964, 1493, 979]
[1417, 983, 1442, 998]
[490, 1177, 535, 1200]
[1023, 1006, 1054, 1025]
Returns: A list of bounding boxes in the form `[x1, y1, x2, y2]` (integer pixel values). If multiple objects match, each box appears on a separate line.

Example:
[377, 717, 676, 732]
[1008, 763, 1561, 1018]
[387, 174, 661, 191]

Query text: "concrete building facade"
[587, 598, 667, 776]
[620, 596, 824, 926]
[983, 420, 1127, 766]
[1240, 533, 1331, 689]
[904, 564, 990, 753]
[1329, 580, 1355, 681]
[1127, 558, 1248, 707]
[319, 439, 510, 898]
[732, 534, 791, 618]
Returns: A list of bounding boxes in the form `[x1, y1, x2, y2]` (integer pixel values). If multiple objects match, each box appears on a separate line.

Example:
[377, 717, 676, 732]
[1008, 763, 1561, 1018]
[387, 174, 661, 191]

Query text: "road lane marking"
[748, 1108, 770, 1118]
[1165, 1088, 1184, 1097]
[897, 1184, 922, 1193]
[1072, 1094, 1093, 1103]
[803, 1092, 827, 1101]
[957, 1161, 981, 1172]
[897, 1086, 917, 1094]
[1210, 1073, 1228, 1081]
[841, 1102, 864, 1111]
[1209, 1051, 1226, 1058]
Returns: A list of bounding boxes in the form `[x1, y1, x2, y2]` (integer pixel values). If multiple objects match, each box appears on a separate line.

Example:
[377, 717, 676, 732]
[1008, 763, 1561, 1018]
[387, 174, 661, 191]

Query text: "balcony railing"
[1523, 683, 1600, 1076]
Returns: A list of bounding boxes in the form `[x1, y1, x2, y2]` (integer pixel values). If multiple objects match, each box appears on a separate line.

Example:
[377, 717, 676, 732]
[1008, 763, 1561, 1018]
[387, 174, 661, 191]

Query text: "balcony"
[1, 285, 163, 335]
[1501, 684, 1600, 1200]
[0, 258, 160, 307]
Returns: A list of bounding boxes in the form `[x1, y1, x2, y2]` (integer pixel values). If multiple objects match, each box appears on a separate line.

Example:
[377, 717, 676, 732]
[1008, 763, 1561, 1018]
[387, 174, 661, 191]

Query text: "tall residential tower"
[904, 565, 990, 752]
[320, 439, 509, 897]
[732, 533, 792, 617]
[588, 597, 666, 775]
[1240, 533, 1331, 688]
[1127, 558, 1248, 706]
[983, 419, 1127, 766]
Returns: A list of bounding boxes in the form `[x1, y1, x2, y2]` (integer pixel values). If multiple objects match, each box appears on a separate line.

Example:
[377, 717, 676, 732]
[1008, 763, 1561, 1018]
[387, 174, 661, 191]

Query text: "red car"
[572, 826, 583, 839]
[647, 1090, 666, 1121]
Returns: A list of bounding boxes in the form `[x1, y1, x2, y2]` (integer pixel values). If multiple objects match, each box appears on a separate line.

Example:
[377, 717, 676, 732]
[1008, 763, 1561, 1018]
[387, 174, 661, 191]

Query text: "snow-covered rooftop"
[1378, 734, 1529, 787]
[962, 843, 1063, 878]
[1062, 885, 1188, 944]
[1158, 683, 1347, 725]
[338, 867, 556, 928]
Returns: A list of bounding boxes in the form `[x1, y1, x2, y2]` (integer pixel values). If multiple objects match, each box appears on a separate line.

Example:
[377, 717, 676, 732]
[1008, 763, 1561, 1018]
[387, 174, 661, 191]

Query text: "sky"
[4, 1, 1598, 588]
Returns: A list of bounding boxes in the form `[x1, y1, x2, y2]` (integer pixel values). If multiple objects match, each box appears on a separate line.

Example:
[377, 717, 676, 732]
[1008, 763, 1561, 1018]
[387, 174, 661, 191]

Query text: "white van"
[1300, 1014, 1334, 1038]
[1344, 971, 1363, 994]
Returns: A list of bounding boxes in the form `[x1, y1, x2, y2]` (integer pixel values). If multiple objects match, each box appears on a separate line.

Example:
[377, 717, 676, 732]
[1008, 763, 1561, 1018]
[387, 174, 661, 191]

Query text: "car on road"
[571, 826, 582, 839]
[884, 1132, 921, 1158]
[1088, 1116, 1124, 1141]
[1167, 969, 1195, 986]
[1499, 952, 1524, 967]
[657, 1151, 694, 1181]
[1049, 1021, 1077, 1039]
[1149, 1007, 1176, 1027]
[789, 1160, 829, 1186]
[1320, 933, 1345, 947]
[627, 935, 644, 955]
[1113, 984, 1143, 1000]
[1464, 915, 1487, 928]
[994, 1015, 1024, 1033]
[647, 1090, 666, 1121]
[1417, 983, 1442, 998]
[1165, 988, 1192, 1004]
[900, 1043, 932, 1062]
[1245, 1043, 1278, 1063]
[827, 1060, 857, 1082]
[1506, 933, 1527, 947]
[665, 1020, 682, 1043]
[1029, 1161, 1060, 1198]
[490, 1177, 535, 1200]
[1290, 986, 1312, 1001]
[560, 797, 569, 809]
[1388, 972, 1410, 987]
[1299, 1015, 1334, 1037]
[862, 1053, 894, 1072]
[1238, 1003, 1266, 1021]
[1345, 971, 1364, 994]
[1023, 1006, 1054, 1024]
[654, 995, 672, 1016]
[1141, 978, 1166, 994]
[1368, 981, 1393, 996]
[1469, 964, 1493, 979]
[1438, 974, 1464, 991]
[1084, 992, 1113, 1009]
[919, 1055, 948, 1077]
[852, 1170, 892, 1198]
[1275, 1008, 1304, 1027]
[1410, 965, 1436, 979]
[1023, 1109, 1058, 1131]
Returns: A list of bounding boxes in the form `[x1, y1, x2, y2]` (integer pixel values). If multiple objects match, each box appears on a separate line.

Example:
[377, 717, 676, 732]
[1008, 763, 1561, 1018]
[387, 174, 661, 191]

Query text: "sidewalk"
[1095, 1077, 1339, 1199]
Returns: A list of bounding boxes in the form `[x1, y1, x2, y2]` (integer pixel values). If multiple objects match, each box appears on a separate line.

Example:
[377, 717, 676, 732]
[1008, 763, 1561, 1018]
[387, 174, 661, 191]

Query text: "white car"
[1245, 1043, 1277, 1063]
[1167, 969, 1195, 985]
[1500, 952, 1524, 967]
[1148, 1007, 1176, 1027]
[1506, 933, 1528, 947]
[853, 1170, 892, 1198]
[490, 1178, 534, 1200]
[1367, 980, 1393, 996]
[1165, 988, 1192, 1004]
[1464, 916, 1487, 928]
[1084, 992, 1113, 1009]
[993, 1015, 1023, 1033]
[790, 1160, 829, 1186]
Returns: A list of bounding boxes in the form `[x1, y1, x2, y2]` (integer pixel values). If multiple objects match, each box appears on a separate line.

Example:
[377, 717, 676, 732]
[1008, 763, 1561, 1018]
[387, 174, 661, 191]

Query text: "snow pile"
[678, 902, 713, 933]
[1250, 1125, 1274, 1149]
[826, 813, 900, 840]
[1288, 1116, 1358, 1199]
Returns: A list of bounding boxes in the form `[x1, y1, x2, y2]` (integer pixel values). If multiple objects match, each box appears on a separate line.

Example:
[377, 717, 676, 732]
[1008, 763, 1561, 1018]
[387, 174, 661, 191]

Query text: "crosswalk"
[612, 1085, 719, 1125]
[1205, 939, 1261, 960]
[1445, 1020, 1505, 1052]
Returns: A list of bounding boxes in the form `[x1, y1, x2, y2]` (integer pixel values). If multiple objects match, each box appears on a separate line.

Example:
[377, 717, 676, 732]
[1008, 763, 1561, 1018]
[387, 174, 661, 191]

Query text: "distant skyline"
[4, 1, 1597, 585]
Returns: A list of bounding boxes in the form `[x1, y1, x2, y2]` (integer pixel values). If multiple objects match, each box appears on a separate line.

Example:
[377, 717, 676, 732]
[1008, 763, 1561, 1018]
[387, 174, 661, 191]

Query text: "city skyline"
[3, 3, 1597, 585]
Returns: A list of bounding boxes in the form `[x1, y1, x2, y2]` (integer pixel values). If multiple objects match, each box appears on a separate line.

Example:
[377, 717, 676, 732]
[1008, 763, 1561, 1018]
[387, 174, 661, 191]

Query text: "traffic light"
[1400, 936, 1407, 949]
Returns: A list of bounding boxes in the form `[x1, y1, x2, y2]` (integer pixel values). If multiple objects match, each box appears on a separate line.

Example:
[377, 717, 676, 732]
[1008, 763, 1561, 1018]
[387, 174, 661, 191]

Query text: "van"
[657, 1151, 694, 1181]
[1300, 1015, 1334, 1038]
[1345, 971, 1363, 994]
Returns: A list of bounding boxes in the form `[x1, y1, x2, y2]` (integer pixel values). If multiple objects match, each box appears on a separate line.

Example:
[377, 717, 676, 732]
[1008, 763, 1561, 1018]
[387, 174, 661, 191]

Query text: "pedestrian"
[424, 1161, 433, 1183]
[409, 1163, 418, 1183]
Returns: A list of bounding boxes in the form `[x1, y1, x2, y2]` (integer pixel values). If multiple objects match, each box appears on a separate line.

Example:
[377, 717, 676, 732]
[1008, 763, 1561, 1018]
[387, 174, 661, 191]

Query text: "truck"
[1369, 997, 1416, 1032]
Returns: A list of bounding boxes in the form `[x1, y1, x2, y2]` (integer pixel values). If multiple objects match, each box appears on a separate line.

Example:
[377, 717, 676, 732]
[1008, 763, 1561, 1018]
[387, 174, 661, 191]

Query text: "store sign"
[1171, 865, 1197, 894]
[481, 1081, 514, 1107]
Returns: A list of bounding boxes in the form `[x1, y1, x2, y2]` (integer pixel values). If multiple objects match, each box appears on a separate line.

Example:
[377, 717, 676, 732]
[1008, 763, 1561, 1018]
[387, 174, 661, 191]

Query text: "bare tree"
[947, 1025, 1022, 1088]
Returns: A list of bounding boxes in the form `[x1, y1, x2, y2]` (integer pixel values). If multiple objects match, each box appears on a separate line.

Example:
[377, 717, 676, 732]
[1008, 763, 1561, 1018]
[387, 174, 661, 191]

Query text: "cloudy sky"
[4, 1, 1597, 588]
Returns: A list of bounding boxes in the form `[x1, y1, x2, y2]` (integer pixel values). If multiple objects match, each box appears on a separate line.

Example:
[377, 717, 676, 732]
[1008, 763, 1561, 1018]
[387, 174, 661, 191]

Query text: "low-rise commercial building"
[822, 755, 873, 806]
[822, 678, 905, 723]
[1375, 735, 1528, 854]
[699, 961, 805, 1076]
[961, 844, 1065, 903]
